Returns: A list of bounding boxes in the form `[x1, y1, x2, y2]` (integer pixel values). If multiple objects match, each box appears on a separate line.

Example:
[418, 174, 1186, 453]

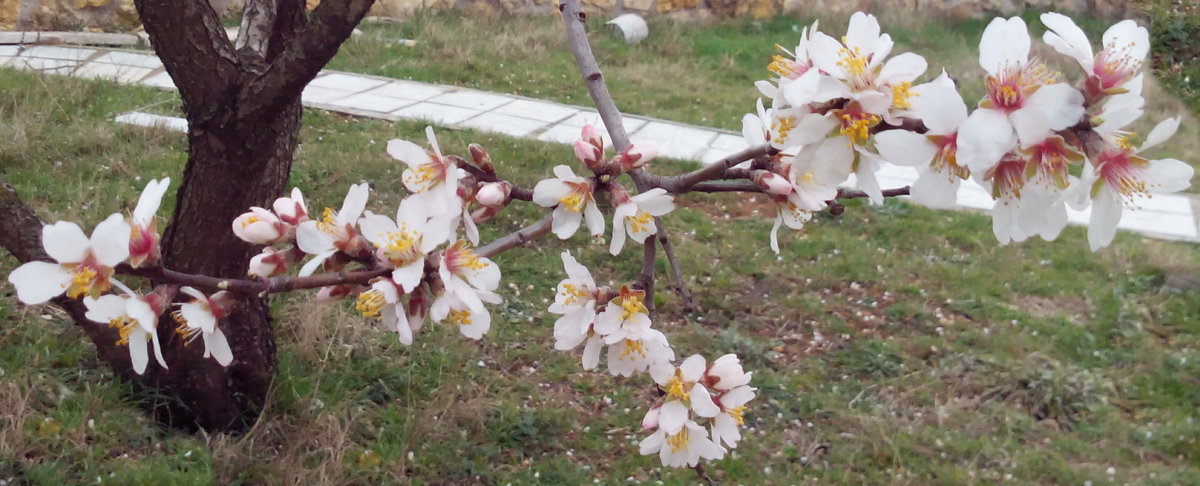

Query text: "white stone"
[629, 121, 716, 160]
[711, 133, 749, 151]
[0, 46, 19, 57]
[114, 112, 188, 133]
[1117, 210, 1198, 240]
[362, 81, 446, 101]
[392, 102, 482, 125]
[140, 71, 177, 89]
[536, 123, 588, 145]
[92, 51, 163, 69]
[301, 86, 356, 105]
[459, 112, 550, 137]
[427, 90, 515, 111]
[329, 92, 417, 113]
[9, 57, 80, 74]
[74, 63, 153, 83]
[19, 46, 95, 61]
[308, 73, 388, 93]
[493, 99, 579, 123]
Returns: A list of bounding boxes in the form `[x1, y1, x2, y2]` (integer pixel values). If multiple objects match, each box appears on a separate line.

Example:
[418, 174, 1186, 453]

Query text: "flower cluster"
[749, 12, 1193, 251]
[534, 126, 675, 255]
[547, 252, 757, 468]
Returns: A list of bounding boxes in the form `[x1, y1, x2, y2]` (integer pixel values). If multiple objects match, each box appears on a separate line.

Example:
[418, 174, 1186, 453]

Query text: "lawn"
[2, 9, 1200, 486]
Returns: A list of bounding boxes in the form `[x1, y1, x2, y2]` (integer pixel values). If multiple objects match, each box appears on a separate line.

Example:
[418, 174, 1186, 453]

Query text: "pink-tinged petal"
[8, 261, 72, 304]
[295, 221, 334, 255]
[387, 139, 432, 168]
[128, 328, 149, 374]
[126, 298, 157, 333]
[1026, 83, 1085, 132]
[720, 385, 757, 408]
[979, 17, 1029, 74]
[83, 294, 127, 322]
[910, 172, 960, 210]
[357, 212, 398, 247]
[582, 336, 603, 370]
[1103, 20, 1150, 64]
[875, 130, 938, 168]
[910, 76, 968, 134]
[1088, 186, 1122, 251]
[552, 165, 578, 181]
[42, 221, 89, 263]
[781, 69, 824, 107]
[551, 206, 583, 239]
[179, 286, 207, 301]
[690, 384, 720, 418]
[133, 178, 171, 225]
[1095, 86, 1144, 135]
[203, 329, 234, 366]
[180, 302, 216, 334]
[1141, 117, 1180, 152]
[877, 53, 927, 85]
[392, 260, 424, 293]
[1040, 12, 1094, 70]
[1143, 158, 1194, 194]
[856, 91, 892, 116]
[680, 354, 707, 381]
[424, 126, 443, 157]
[642, 405, 662, 430]
[956, 109, 1016, 172]
[659, 400, 689, 435]
[298, 250, 334, 277]
[463, 209, 480, 246]
[338, 183, 370, 226]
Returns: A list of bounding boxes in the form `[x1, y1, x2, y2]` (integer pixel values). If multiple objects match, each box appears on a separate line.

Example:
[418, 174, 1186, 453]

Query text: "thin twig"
[476, 212, 555, 258]
[693, 463, 719, 486]
[559, 0, 693, 312]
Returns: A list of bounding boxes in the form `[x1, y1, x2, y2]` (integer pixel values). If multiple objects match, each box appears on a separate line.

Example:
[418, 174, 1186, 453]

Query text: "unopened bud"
[248, 247, 288, 278]
[468, 144, 495, 174]
[615, 143, 657, 172]
[573, 139, 604, 170]
[232, 207, 285, 245]
[608, 184, 631, 206]
[272, 188, 308, 225]
[580, 124, 604, 151]
[471, 206, 499, 224]
[754, 171, 794, 196]
[641, 404, 661, 430]
[315, 284, 359, 302]
[475, 182, 511, 207]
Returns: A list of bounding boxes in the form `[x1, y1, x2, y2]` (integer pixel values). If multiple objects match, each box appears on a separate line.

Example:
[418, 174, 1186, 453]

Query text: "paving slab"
[460, 112, 550, 137]
[392, 102, 482, 125]
[309, 72, 388, 92]
[427, 90, 515, 111]
[493, 99, 580, 124]
[361, 81, 446, 101]
[330, 92, 418, 114]
[74, 62, 153, 83]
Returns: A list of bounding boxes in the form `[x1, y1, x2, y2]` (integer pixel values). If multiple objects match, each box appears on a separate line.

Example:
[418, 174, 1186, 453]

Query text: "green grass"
[4, 9, 1200, 483]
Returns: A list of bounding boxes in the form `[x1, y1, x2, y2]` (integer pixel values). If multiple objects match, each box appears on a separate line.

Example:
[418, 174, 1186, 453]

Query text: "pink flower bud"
[608, 185, 631, 206]
[468, 143, 495, 174]
[315, 285, 358, 302]
[641, 404, 662, 430]
[755, 171, 794, 196]
[616, 143, 657, 171]
[232, 207, 285, 245]
[573, 140, 603, 170]
[272, 188, 308, 225]
[128, 224, 161, 269]
[580, 124, 603, 151]
[475, 182, 511, 207]
[248, 247, 287, 278]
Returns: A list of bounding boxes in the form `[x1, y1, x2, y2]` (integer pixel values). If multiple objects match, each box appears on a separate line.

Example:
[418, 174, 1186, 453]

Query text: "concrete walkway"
[2, 44, 1197, 244]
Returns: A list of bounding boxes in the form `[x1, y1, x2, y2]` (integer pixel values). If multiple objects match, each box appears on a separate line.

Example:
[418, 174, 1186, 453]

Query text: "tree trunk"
[145, 98, 303, 431]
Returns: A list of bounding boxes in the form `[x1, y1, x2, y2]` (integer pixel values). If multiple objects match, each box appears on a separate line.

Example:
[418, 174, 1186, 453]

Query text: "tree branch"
[133, 0, 240, 122]
[476, 213, 555, 258]
[238, 0, 376, 119]
[559, 0, 692, 312]
[115, 264, 391, 296]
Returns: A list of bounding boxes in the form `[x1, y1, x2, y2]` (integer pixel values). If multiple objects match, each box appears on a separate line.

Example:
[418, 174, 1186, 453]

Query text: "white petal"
[1141, 117, 1180, 152]
[584, 200, 605, 237]
[41, 221, 89, 263]
[295, 221, 334, 255]
[877, 53, 926, 85]
[90, 213, 132, 267]
[358, 213, 398, 246]
[387, 139, 432, 168]
[1143, 158, 1194, 194]
[203, 329, 234, 366]
[1088, 186, 1122, 251]
[979, 17, 1029, 74]
[874, 130, 938, 168]
[1103, 20, 1150, 66]
[392, 260, 424, 293]
[338, 183, 370, 226]
[910, 172, 960, 209]
[956, 108, 1016, 172]
[680, 354, 707, 381]
[8, 262, 72, 304]
[910, 77, 968, 134]
[551, 207, 582, 240]
[659, 400, 688, 435]
[150, 329, 168, 369]
[1025, 83, 1085, 131]
[1040, 12, 1094, 70]
[298, 250, 334, 277]
[690, 384, 720, 418]
[128, 328, 149, 374]
[582, 336, 603, 370]
[83, 294, 127, 322]
[844, 11, 881, 54]
[133, 178, 170, 225]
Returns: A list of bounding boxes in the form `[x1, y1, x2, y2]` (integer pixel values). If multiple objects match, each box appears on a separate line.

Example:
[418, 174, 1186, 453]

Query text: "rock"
[622, 0, 653, 11]
[655, 0, 696, 14]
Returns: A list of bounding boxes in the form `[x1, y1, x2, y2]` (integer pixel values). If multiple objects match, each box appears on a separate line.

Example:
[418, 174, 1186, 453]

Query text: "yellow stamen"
[839, 113, 880, 145]
[107, 316, 137, 346]
[890, 81, 915, 109]
[665, 373, 688, 402]
[627, 210, 654, 235]
[171, 310, 199, 346]
[727, 405, 746, 426]
[355, 290, 385, 318]
[66, 266, 101, 300]
[618, 339, 647, 360]
[448, 309, 473, 326]
[559, 283, 588, 305]
[316, 207, 337, 233]
[558, 192, 585, 213]
[770, 116, 797, 145]
[402, 165, 437, 190]
[1115, 132, 1136, 151]
[618, 294, 647, 321]
[666, 428, 690, 453]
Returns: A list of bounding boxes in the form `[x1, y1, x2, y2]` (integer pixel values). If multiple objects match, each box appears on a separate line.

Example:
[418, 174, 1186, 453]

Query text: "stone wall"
[0, 0, 1137, 32]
